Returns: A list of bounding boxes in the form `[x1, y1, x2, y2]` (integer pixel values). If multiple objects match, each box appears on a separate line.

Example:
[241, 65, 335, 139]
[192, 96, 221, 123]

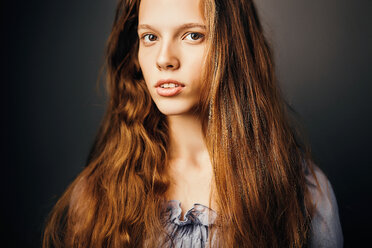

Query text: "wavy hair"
[43, 0, 317, 247]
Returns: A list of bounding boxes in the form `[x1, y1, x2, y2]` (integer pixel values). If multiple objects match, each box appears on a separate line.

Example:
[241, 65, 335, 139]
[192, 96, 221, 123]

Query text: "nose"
[156, 40, 180, 71]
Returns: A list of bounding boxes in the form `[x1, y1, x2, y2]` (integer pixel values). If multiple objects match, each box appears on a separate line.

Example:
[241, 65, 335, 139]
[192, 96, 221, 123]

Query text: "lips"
[155, 79, 185, 97]
[155, 79, 185, 88]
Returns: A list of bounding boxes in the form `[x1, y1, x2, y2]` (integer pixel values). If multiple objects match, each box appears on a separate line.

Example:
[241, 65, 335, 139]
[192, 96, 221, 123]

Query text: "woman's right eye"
[142, 34, 158, 44]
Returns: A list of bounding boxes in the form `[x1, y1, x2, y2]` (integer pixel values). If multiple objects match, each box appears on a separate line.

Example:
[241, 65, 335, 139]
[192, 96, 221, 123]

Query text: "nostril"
[156, 58, 180, 71]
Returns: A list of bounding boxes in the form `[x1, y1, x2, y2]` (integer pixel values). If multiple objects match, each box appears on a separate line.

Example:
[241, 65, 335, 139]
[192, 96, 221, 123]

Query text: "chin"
[155, 102, 195, 116]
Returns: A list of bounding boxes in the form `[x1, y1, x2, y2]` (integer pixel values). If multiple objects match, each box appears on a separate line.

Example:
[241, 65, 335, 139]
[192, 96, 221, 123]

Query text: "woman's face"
[137, 0, 207, 116]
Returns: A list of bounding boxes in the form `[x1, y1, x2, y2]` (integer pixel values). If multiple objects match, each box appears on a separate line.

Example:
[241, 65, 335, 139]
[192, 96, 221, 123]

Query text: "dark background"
[2, 0, 371, 247]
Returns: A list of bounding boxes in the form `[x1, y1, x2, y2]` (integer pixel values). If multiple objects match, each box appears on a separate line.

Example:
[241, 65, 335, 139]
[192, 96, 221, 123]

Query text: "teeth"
[160, 83, 179, 88]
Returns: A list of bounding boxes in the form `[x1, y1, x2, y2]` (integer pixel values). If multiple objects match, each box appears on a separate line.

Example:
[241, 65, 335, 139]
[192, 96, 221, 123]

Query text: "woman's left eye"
[184, 32, 204, 41]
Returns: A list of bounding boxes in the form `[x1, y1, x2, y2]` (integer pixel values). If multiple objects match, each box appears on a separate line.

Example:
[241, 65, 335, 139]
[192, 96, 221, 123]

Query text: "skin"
[138, 0, 216, 218]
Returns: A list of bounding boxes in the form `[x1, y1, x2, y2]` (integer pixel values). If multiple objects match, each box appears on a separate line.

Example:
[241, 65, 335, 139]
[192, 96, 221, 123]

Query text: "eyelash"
[140, 32, 205, 44]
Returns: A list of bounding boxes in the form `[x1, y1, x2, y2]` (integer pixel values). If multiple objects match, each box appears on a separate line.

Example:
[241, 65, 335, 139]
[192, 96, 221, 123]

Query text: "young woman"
[43, 0, 343, 247]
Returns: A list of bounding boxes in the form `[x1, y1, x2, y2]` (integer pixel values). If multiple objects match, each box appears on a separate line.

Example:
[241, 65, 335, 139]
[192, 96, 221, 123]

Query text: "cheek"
[138, 50, 146, 75]
[189, 53, 205, 84]
[138, 51, 152, 85]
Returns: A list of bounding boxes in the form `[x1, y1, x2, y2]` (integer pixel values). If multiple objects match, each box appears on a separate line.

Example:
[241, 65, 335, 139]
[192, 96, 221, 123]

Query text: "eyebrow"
[137, 23, 206, 32]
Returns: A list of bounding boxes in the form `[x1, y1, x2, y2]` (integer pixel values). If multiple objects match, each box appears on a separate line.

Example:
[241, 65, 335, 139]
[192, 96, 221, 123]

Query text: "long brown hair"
[43, 0, 317, 247]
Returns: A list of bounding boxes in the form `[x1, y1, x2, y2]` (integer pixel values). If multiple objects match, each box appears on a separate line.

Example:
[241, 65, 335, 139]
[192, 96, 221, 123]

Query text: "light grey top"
[306, 167, 344, 248]
[161, 167, 343, 248]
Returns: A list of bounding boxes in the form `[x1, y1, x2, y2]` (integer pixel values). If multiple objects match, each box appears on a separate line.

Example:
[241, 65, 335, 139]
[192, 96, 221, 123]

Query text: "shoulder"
[305, 163, 344, 248]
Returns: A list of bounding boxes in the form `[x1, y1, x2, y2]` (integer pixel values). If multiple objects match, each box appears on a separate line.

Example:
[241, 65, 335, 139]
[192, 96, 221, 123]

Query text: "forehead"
[138, 0, 204, 27]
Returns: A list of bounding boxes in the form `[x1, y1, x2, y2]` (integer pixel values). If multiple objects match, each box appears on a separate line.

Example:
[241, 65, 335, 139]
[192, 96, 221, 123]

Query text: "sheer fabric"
[161, 167, 343, 248]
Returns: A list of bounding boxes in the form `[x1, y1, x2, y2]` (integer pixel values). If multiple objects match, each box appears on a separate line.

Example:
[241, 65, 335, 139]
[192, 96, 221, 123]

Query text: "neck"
[167, 114, 209, 168]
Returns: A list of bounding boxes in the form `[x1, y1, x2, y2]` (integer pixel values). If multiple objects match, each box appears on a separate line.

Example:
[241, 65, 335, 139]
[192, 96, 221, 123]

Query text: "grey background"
[2, 0, 371, 247]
